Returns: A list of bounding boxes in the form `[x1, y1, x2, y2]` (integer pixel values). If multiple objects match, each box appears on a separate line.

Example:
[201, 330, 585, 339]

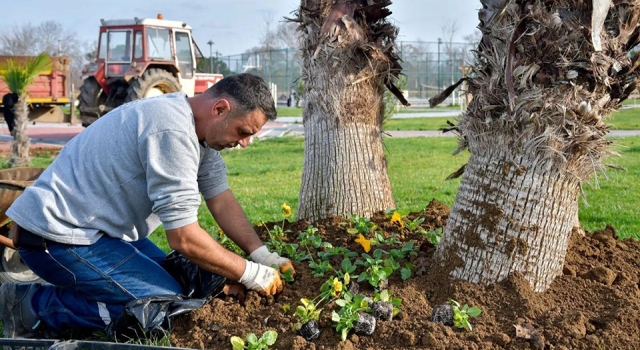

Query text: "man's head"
[191, 73, 277, 150]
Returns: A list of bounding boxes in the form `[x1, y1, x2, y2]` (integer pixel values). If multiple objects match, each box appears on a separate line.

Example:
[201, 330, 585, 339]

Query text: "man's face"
[206, 105, 267, 151]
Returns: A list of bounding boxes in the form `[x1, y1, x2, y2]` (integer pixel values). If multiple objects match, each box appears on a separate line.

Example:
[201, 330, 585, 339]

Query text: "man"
[1, 73, 294, 338]
[2, 92, 18, 136]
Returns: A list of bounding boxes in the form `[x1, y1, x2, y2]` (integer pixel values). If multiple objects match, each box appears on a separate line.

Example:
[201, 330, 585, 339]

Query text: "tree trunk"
[432, 0, 640, 292]
[436, 141, 580, 292]
[295, 0, 405, 222]
[297, 71, 394, 222]
[10, 96, 30, 167]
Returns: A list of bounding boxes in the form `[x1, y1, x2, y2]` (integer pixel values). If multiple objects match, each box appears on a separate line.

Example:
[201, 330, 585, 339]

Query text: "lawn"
[383, 107, 640, 131]
[4, 136, 639, 252]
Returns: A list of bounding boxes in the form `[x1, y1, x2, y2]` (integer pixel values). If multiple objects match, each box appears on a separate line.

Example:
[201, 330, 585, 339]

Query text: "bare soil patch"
[170, 199, 640, 349]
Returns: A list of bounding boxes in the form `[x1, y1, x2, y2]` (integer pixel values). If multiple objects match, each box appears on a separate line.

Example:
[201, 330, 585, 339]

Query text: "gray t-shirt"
[7, 93, 229, 245]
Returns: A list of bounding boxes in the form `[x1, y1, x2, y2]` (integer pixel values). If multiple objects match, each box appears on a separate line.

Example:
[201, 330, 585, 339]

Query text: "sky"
[1, 1, 482, 57]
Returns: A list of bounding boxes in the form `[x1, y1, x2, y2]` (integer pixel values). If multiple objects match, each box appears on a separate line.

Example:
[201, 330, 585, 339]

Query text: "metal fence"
[212, 41, 475, 105]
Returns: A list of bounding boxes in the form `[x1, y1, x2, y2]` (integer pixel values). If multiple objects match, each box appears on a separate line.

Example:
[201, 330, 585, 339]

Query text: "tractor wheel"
[78, 77, 106, 127]
[126, 68, 181, 102]
[0, 244, 43, 284]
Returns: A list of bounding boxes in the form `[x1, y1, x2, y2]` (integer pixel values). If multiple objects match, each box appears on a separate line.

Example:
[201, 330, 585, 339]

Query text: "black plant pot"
[372, 301, 393, 321]
[348, 280, 360, 294]
[431, 304, 454, 326]
[298, 320, 321, 341]
[354, 312, 376, 336]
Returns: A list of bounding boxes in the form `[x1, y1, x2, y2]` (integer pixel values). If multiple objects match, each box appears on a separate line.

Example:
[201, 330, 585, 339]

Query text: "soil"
[0, 141, 62, 157]
[170, 199, 640, 350]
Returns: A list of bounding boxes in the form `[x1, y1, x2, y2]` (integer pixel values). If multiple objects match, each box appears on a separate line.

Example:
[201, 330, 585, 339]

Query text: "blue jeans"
[19, 235, 183, 332]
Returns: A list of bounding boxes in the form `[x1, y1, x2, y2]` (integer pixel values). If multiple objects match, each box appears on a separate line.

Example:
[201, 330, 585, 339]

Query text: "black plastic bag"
[164, 250, 227, 299]
[106, 296, 205, 341]
[106, 251, 227, 341]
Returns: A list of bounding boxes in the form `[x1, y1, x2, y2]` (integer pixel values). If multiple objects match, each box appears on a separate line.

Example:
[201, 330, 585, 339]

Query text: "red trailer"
[0, 55, 72, 123]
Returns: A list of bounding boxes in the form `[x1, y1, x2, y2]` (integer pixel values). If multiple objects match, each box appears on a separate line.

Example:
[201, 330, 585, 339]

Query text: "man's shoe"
[0, 282, 42, 338]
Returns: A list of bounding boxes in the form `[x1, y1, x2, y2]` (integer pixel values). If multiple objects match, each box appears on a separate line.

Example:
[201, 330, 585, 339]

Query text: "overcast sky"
[1, 1, 481, 56]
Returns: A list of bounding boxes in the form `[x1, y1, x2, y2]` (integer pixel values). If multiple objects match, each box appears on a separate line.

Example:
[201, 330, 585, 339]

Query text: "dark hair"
[204, 73, 277, 121]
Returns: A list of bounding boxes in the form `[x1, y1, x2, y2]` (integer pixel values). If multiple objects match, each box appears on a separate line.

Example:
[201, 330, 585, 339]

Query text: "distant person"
[2, 92, 18, 136]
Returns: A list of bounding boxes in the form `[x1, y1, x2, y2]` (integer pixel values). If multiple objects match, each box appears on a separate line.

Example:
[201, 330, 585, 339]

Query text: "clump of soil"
[170, 199, 640, 350]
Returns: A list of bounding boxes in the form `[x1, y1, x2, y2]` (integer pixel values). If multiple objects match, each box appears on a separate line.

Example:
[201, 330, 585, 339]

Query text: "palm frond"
[0, 52, 51, 95]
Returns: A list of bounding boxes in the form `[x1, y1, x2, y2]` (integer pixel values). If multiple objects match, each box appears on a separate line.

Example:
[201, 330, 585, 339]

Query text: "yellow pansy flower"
[390, 211, 405, 228]
[332, 277, 343, 298]
[281, 203, 292, 217]
[355, 234, 371, 253]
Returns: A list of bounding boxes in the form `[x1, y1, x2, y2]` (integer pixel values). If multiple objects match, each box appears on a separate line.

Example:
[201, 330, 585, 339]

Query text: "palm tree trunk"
[298, 70, 394, 222]
[10, 96, 30, 167]
[295, 0, 405, 222]
[436, 142, 580, 292]
[433, 0, 640, 292]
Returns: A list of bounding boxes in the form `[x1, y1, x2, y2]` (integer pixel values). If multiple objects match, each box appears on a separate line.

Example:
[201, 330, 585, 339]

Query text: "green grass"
[382, 108, 640, 131]
[384, 117, 457, 131]
[607, 108, 640, 130]
[3, 136, 638, 251]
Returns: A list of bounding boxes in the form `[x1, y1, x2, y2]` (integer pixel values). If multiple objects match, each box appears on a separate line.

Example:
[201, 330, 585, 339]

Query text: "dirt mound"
[170, 199, 640, 350]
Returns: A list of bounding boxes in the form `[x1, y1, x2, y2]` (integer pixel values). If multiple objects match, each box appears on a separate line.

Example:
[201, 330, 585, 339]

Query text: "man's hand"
[238, 260, 284, 296]
[250, 246, 296, 275]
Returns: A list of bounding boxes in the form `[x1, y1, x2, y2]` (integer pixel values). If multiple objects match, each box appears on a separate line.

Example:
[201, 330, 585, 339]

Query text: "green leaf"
[380, 289, 389, 301]
[246, 333, 258, 344]
[262, 330, 278, 345]
[401, 268, 412, 280]
[347, 228, 358, 234]
[467, 307, 482, 317]
[341, 328, 349, 342]
[332, 311, 341, 322]
[230, 336, 245, 350]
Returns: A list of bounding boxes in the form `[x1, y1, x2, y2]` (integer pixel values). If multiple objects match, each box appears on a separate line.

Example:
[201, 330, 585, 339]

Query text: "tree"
[0, 21, 91, 88]
[295, 0, 408, 222]
[431, 0, 640, 292]
[0, 53, 52, 167]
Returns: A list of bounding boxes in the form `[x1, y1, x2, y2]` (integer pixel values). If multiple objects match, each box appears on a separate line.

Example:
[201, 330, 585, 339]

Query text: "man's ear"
[210, 98, 231, 119]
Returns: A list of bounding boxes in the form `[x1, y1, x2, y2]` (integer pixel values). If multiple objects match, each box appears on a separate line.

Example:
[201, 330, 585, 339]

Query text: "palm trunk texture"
[10, 96, 30, 167]
[295, 0, 408, 222]
[434, 0, 640, 292]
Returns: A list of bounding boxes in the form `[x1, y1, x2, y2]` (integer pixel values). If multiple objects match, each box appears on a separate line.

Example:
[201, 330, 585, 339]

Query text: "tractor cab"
[79, 14, 223, 126]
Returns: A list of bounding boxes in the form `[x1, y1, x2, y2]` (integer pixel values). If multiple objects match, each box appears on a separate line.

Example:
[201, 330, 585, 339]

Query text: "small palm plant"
[0, 53, 51, 167]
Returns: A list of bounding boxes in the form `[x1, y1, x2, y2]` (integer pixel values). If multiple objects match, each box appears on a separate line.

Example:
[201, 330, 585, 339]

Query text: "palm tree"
[295, 0, 408, 222]
[0, 53, 51, 167]
[431, 1, 640, 292]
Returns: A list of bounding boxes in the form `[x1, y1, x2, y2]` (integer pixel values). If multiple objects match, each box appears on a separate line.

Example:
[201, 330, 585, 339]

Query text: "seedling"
[297, 225, 326, 249]
[421, 228, 443, 246]
[388, 242, 417, 260]
[357, 249, 393, 289]
[371, 289, 402, 321]
[404, 217, 425, 231]
[400, 263, 416, 280]
[294, 298, 323, 341]
[341, 215, 378, 235]
[230, 330, 278, 350]
[279, 266, 295, 283]
[282, 243, 311, 263]
[370, 231, 401, 246]
[335, 258, 358, 280]
[309, 259, 334, 277]
[450, 299, 482, 331]
[317, 246, 357, 261]
[331, 292, 373, 341]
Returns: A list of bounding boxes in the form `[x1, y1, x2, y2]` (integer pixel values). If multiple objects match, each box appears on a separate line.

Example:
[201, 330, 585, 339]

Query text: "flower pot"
[298, 319, 321, 342]
[431, 304, 454, 326]
[354, 312, 376, 336]
[372, 301, 393, 321]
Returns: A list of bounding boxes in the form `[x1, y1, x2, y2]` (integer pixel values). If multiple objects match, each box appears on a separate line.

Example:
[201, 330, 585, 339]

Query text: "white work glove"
[250, 246, 295, 275]
[238, 260, 284, 296]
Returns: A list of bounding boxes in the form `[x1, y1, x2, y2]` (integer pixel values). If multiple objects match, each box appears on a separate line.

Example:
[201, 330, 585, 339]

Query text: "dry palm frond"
[441, 0, 640, 180]
[294, 0, 409, 124]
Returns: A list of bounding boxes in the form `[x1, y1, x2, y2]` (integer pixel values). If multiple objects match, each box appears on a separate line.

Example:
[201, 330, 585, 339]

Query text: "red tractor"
[79, 15, 223, 126]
